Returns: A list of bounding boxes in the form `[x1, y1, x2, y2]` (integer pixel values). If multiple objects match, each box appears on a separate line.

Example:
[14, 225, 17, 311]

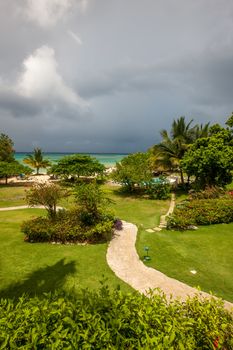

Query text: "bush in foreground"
[0, 287, 232, 349]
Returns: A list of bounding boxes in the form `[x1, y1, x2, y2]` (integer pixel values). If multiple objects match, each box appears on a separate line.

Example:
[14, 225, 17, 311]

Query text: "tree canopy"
[74, 182, 112, 222]
[0, 133, 14, 162]
[26, 182, 68, 219]
[0, 161, 32, 184]
[181, 130, 233, 188]
[112, 152, 152, 191]
[50, 154, 105, 180]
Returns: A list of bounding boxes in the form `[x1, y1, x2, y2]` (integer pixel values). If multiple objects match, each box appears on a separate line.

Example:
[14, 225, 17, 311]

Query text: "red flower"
[213, 336, 219, 349]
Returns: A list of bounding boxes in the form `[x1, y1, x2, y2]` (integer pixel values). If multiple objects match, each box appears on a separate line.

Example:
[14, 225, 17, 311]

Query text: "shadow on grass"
[0, 258, 76, 299]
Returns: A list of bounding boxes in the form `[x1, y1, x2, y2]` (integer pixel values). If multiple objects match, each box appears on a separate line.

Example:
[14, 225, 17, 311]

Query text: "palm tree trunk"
[36, 167, 39, 175]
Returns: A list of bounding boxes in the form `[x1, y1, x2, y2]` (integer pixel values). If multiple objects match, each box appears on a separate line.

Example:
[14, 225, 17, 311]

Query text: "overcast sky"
[0, 0, 233, 153]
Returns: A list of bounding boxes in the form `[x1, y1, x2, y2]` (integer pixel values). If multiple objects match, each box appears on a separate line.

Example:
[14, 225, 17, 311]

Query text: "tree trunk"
[5, 175, 8, 185]
[36, 167, 39, 175]
[180, 169, 184, 185]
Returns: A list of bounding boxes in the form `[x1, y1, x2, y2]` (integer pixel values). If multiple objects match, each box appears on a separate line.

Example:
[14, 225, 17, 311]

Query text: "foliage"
[226, 112, 233, 128]
[182, 130, 233, 188]
[167, 198, 233, 230]
[151, 117, 199, 184]
[23, 148, 51, 174]
[0, 133, 14, 162]
[74, 181, 112, 223]
[146, 177, 171, 199]
[0, 287, 232, 349]
[50, 154, 105, 181]
[21, 208, 114, 244]
[22, 217, 53, 242]
[25, 182, 69, 219]
[23, 182, 114, 243]
[0, 161, 32, 184]
[112, 152, 152, 191]
[188, 186, 225, 200]
[114, 218, 123, 230]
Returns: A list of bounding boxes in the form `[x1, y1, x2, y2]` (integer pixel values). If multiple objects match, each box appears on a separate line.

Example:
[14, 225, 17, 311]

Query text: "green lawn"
[0, 208, 132, 298]
[1, 183, 233, 303]
[136, 224, 233, 302]
[103, 184, 169, 228]
[0, 185, 26, 207]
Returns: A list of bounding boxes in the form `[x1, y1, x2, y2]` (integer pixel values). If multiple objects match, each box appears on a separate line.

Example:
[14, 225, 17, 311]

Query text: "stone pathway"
[0, 205, 63, 211]
[146, 193, 176, 232]
[107, 221, 233, 311]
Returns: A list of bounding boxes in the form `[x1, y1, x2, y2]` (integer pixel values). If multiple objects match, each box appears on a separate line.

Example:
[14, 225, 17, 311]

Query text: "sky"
[0, 0, 233, 153]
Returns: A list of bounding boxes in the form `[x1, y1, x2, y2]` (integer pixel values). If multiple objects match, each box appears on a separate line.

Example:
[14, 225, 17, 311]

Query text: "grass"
[1, 183, 233, 303]
[0, 208, 132, 298]
[103, 184, 169, 228]
[136, 224, 233, 302]
[0, 185, 27, 207]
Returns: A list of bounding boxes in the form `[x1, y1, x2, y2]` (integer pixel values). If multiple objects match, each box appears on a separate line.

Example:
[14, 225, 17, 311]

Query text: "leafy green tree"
[23, 148, 51, 175]
[182, 130, 233, 188]
[0, 133, 14, 162]
[50, 154, 105, 181]
[26, 182, 68, 219]
[74, 182, 112, 223]
[0, 161, 32, 184]
[112, 152, 152, 191]
[226, 112, 233, 128]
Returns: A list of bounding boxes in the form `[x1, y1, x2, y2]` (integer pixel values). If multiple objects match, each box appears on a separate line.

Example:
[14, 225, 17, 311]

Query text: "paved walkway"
[0, 205, 63, 211]
[146, 193, 176, 232]
[107, 221, 233, 311]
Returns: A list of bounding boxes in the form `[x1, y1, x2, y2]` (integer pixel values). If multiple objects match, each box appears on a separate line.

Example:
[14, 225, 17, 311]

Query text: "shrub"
[167, 198, 233, 230]
[86, 220, 114, 243]
[146, 177, 171, 199]
[114, 218, 123, 230]
[21, 217, 53, 242]
[0, 287, 232, 349]
[188, 186, 225, 200]
[21, 208, 114, 244]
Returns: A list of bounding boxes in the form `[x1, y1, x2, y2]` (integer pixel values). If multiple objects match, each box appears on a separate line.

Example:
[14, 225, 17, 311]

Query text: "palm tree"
[23, 148, 51, 175]
[171, 116, 196, 144]
[194, 122, 210, 140]
[152, 117, 196, 184]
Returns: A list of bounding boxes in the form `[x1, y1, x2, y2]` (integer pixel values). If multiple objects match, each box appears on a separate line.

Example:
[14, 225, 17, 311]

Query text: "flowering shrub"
[167, 198, 233, 230]
[114, 218, 123, 230]
[188, 186, 225, 200]
[21, 208, 114, 244]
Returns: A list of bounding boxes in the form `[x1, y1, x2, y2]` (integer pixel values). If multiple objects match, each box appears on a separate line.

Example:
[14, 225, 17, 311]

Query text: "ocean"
[15, 152, 127, 168]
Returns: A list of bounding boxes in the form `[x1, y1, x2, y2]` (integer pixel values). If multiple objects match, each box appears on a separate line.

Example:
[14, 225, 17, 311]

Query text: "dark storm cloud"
[0, 89, 41, 117]
[0, 0, 233, 152]
[78, 46, 233, 109]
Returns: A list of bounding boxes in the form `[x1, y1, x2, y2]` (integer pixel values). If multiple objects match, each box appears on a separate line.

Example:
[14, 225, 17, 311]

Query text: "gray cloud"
[0, 0, 233, 152]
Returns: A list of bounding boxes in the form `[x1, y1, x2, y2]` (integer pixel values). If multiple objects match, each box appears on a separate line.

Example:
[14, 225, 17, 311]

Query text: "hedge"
[167, 198, 233, 230]
[0, 287, 232, 349]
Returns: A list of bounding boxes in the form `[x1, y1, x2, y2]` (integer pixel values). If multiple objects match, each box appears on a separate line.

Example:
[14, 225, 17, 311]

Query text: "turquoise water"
[15, 152, 127, 168]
